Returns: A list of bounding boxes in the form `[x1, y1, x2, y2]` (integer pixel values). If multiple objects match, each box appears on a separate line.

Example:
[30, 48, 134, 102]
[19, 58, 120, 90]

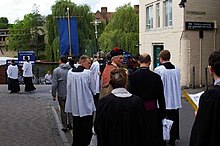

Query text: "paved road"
[0, 84, 204, 146]
[0, 85, 65, 146]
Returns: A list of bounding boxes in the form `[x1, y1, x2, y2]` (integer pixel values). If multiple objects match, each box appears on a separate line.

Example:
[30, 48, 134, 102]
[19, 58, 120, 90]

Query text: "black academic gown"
[189, 84, 220, 146]
[127, 67, 166, 146]
[94, 93, 152, 146]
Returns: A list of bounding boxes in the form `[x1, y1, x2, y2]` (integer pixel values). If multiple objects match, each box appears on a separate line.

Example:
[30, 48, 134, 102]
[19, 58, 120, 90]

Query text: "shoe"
[67, 124, 73, 130]
[169, 141, 175, 146]
[61, 128, 68, 132]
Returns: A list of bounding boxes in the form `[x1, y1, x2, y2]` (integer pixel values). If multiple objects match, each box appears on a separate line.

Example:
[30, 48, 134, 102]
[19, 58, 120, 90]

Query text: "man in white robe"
[65, 55, 96, 146]
[154, 50, 182, 146]
[22, 56, 36, 92]
[90, 54, 101, 108]
[7, 59, 20, 93]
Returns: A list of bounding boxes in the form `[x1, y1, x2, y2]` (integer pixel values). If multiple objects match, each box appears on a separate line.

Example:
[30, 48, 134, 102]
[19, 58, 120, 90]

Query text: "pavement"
[0, 84, 207, 146]
[0, 85, 71, 146]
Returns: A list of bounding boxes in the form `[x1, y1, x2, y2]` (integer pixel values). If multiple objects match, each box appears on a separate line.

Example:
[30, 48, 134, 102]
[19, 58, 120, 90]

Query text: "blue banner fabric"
[57, 17, 79, 56]
[70, 17, 79, 56]
[58, 18, 68, 56]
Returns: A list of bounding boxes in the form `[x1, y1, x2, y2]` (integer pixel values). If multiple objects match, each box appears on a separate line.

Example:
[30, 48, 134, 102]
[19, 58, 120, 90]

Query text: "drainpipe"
[199, 31, 203, 87]
[214, 21, 217, 51]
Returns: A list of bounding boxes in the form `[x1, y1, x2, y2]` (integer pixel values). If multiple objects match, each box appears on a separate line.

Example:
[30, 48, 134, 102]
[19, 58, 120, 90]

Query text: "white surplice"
[154, 65, 182, 109]
[22, 61, 33, 77]
[90, 61, 100, 94]
[65, 69, 96, 117]
[7, 64, 19, 79]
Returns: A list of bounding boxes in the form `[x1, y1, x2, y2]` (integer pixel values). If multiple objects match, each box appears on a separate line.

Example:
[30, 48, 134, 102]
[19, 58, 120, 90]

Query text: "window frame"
[146, 5, 153, 30]
[164, 0, 172, 27]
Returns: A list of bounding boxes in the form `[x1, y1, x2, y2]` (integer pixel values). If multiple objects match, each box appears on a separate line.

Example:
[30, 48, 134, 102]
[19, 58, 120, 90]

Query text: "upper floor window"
[146, 5, 153, 30]
[156, 3, 160, 28]
[164, 0, 172, 27]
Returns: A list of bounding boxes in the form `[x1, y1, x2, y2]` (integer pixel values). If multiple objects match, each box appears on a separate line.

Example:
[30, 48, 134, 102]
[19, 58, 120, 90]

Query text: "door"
[153, 45, 164, 68]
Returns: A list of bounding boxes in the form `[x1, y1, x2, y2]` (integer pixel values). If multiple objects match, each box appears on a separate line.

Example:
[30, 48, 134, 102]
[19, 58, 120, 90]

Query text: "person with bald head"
[127, 53, 166, 146]
[65, 55, 96, 146]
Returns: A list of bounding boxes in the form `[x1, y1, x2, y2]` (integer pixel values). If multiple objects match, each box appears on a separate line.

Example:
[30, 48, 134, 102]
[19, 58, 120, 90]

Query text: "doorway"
[153, 45, 164, 68]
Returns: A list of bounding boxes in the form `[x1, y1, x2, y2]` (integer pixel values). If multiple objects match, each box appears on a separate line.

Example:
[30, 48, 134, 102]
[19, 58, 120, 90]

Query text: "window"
[156, 3, 160, 28]
[164, 0, 172, 27]
[146, 5, 153, 30]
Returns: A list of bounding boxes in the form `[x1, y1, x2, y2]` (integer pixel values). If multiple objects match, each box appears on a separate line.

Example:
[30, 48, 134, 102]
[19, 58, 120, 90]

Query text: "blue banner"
[58, 17, 79, 56]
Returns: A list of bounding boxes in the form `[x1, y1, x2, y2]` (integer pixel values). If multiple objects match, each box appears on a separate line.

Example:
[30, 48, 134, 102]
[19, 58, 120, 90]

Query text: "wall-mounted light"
[179, 0, 187, 8]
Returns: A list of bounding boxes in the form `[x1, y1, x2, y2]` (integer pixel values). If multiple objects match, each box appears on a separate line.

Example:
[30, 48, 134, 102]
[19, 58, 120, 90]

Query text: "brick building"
[94, 5, 139, 24]
[94, 7, 113, 24]
[139, 0, 220, 87]
[0, 29, 9, 54]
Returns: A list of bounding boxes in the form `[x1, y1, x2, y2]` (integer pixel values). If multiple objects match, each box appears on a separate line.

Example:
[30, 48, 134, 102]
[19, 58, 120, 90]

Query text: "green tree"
[0, 17, 9, 29]
[8, 6, 45, 57]
[45, 0, 99, 61]
[99, 4, 139, 55]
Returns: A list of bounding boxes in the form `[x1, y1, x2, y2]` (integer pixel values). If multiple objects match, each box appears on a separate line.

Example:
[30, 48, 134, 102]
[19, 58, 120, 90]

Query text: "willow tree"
[99, 4, 139, 55]
[45, 0, 98, 61]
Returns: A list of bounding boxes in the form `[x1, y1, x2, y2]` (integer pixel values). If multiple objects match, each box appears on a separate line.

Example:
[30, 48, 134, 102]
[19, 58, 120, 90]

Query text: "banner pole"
[67, 7, 72, 56]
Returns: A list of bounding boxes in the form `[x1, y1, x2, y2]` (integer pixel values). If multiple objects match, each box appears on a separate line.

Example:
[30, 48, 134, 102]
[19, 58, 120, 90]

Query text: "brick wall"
[0, 65, 7, 84]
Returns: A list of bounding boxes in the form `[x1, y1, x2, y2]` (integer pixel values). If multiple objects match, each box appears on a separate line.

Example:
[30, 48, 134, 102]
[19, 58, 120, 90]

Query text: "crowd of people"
[6, 48, 220, 146]
[50, 48, 220, 146]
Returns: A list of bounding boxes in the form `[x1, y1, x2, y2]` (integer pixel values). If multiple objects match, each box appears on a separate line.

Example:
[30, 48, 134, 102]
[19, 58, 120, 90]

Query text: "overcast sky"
[0, 0, 139, 24]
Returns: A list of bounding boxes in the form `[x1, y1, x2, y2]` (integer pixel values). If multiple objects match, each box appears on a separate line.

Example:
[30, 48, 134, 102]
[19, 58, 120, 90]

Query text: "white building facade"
[139, 0, 220, 87]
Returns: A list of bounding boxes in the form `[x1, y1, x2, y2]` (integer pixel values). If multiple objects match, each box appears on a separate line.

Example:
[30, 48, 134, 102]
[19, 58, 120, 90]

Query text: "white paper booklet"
[188, 91, 204, 108]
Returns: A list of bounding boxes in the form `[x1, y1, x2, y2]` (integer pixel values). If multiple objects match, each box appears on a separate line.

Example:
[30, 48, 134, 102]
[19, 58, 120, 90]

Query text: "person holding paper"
[190, 50, 220, 146]
[154, 50, 182, 146]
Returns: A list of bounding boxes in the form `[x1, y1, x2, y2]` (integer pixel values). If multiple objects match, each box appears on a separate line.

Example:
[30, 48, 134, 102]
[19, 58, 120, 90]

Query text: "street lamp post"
[67, 7, 72, 56]
[91, 19, 101, 53]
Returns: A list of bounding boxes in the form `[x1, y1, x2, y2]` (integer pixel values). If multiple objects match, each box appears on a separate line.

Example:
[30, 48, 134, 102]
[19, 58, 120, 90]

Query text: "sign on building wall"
[18, 51, 35, 65]
[185, 22, 215, 30]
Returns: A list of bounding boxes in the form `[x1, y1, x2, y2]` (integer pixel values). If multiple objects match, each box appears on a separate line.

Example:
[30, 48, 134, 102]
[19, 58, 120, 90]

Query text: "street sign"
[185, 22, 214, 30]
[18, 51, 35, 65]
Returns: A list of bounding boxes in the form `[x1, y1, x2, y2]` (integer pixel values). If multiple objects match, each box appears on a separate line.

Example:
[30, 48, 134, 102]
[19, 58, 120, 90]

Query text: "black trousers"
[23, 77, 36, 91]
[8, 78, 20, 93]
[72, 115, 93, 146]
[166, 109, 180, 143]
[58, 97, 72, 128]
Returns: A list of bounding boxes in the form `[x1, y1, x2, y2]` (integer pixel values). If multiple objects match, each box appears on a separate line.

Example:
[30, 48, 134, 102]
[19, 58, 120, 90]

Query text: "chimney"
[101, 7, 107, 14]
[134, 5, 139, 14]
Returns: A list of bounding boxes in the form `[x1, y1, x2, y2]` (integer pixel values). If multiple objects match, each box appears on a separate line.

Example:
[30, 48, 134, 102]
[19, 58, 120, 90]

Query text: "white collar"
[111, 88, 132, 98]
[214, 78, 220, 85]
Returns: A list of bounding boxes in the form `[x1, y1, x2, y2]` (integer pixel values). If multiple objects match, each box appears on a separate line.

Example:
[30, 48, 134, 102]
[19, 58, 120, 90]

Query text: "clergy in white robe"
[154, 50, 182, 146]
[90, 60, 100, 107]
[65, 55, 96, 146]
[7, 60, 20, 93]
[22, 56, 36, 92]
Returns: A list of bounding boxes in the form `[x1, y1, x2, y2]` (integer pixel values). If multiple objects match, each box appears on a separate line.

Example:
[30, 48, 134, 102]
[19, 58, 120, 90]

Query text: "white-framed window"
[156, 3, 160, 28]
[164, 0, 172, 27]
[146, 5, 153, 30]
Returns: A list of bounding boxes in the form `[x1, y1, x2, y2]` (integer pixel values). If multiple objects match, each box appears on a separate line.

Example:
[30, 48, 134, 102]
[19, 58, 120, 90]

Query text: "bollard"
[205, 67, 208, 91]
[36, 66, 39, 84]
[192, 66, 195, 89]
